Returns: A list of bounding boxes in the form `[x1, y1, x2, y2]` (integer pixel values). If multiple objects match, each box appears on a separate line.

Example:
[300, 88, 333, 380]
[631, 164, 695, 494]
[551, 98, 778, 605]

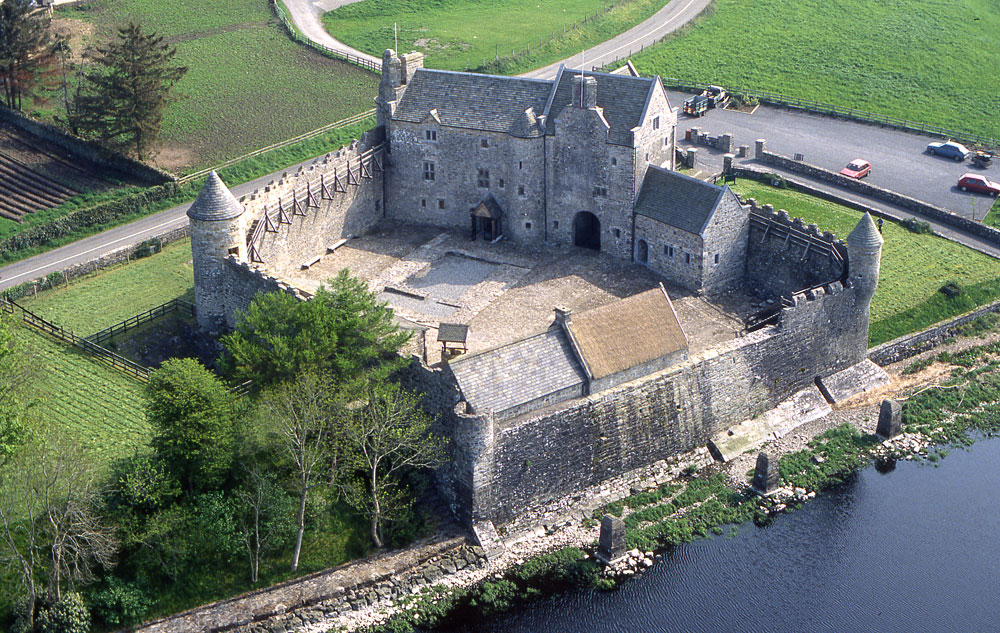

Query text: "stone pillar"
[721, 133, 734, 153]
[755, 138, 766, 160]
[686, 147, 698, 168]
[597, 515, 626, 564]
[738, 144, 750, 158]
[751, 452, 779, 495]
[876, 399, 902, 439]
[723, 153, 735, 174]
[690, 126, 702, 144]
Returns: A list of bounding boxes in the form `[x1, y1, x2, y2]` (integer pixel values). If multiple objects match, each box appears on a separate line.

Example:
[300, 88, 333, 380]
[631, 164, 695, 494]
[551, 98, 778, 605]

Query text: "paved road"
[666, 89, 1000, 221]
[281, 0, 380, 66]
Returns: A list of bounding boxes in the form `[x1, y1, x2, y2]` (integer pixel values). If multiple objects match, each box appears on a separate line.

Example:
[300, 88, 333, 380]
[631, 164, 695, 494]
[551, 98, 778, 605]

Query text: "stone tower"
[188, 171, 246, 332]
[846, 211, 883, 308]
[376, 49, 402, 133]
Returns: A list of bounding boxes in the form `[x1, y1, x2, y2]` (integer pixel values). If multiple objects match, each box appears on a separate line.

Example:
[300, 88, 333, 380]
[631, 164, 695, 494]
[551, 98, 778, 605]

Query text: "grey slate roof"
[449, 327, 586, 417]
[634, 166, 726, 236]
[393, 69, 551, 138]
[847, 212, 884, 249]
[187, 171, 244, 221]
[546, 69, 656, 145]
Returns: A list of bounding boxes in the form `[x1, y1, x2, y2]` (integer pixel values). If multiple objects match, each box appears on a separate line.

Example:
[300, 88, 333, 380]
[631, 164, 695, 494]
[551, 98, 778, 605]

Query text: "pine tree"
[71, 22, 186, 160]
[0, 0, 60, 111]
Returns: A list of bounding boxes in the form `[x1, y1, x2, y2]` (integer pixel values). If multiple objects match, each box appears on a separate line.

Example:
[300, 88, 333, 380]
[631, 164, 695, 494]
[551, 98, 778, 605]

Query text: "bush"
[89, 578, 154, 627]
[132, 238, 163, 260]
[36, 593, 90, 633]
[902, 217, 933, 234]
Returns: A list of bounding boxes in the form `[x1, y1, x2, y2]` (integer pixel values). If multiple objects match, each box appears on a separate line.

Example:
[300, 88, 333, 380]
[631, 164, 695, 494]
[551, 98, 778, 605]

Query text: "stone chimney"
[553, 306, 572, 326]
[400, 51, 424, 84]
[571, 75, 597, 108]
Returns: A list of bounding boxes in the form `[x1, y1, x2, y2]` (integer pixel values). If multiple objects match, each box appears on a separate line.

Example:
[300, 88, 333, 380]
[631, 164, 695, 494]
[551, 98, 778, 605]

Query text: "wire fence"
[270, 0, 381, 73]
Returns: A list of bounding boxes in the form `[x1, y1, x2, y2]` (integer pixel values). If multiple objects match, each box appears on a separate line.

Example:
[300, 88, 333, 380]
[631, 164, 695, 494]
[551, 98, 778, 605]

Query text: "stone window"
[684, 252, 691, 264]
[611, 157, 617, 166]
[438, 199, 445, 210]
[423, 161, 435, 181]
[664, 135, 670, 146]
[613, 228, 621, 238]
[645, 152, 649, 161]
[499, 178, 505, 189]
[375, 199, 381, 212]
[518, 185, 525, 196]
[519, 161, 523, 170]
[592, 186, 607, 197]
[714, 253, 720, 265]
[553, 221, 559, 229]
[525, 222, 532, 230]
[653, 116, 660, 130]
[227, 246, 239, 255]
[421, 198, 427, 208]
[480, 138, 489, 148]
[664, 245, 674, 257]
[425, 129, 437, 141]
[477, 168, 490, 188]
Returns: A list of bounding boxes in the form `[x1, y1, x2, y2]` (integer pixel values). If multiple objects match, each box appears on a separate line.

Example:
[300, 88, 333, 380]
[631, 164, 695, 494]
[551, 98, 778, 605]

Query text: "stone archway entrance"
[637, 239, 648, 264]
[573, 211, 600, 250]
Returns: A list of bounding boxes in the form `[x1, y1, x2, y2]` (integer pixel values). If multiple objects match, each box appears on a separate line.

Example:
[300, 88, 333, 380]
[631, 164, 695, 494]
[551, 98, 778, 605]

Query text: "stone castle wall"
[445, 281, 866, 525]
[219, 256, 309, 328]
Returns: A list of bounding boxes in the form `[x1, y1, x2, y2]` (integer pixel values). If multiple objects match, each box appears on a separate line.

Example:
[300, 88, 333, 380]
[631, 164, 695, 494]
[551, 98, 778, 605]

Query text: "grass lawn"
[322, 0, 669, 73]
[627, 0, 1000, 141]
[730, 181, 1000, 346]
[57, 0, 377, 170]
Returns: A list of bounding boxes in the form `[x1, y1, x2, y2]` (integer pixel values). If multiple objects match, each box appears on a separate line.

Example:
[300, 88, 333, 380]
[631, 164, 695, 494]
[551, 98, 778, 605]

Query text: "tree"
[0, 0, 60, 111]
[147, 358, 237, 495]
[257, 372, 341, 572]
[69, 22, 186, 160]
[235, 465, 294, 582]
[340, 381, 446, 548]
[222, 270, 412, 390]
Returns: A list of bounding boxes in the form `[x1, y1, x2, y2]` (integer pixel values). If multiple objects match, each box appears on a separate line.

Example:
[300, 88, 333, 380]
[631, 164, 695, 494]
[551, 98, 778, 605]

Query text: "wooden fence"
[269, 0, 381, 73]
[87, 298, 195, 346]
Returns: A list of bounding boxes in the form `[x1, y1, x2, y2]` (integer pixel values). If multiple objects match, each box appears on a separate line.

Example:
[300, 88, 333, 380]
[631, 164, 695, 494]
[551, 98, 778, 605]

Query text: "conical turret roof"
[187, 171, 244, 221]
[847, 212, 884, 249]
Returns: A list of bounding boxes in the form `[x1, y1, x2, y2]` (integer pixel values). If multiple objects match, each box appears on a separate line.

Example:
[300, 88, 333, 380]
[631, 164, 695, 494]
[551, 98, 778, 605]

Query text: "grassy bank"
[55, 0, 377, 170]
[322, 0, 669, 74]
[626, 0, 1000, 140]
[730, 181, 1000, 346]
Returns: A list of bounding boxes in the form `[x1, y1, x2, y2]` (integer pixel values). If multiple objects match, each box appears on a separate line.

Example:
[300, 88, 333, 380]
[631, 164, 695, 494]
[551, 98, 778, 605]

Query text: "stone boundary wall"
[469, 280, 867, 524]
[0, 106, 174, 185]
[220, 256, 309, 326]
[686, 126, 734, 153]
[744, 199, 846, 298]
[754, 144, 1000, 246]
[133, 535, 483, 633]
[869, 297, 1000, 366]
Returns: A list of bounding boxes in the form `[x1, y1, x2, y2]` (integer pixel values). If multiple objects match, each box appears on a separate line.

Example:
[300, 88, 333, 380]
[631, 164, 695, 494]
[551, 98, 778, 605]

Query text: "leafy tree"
[89, 578, 152, 629]
[235, 465, 295, 582]
[222, 270, 411, 389]
[147, 358, 237, 495]
[257, 372, 341, 572]
[69, 22, 186, 160]
[0, 0, 59, 110]
[36, 592, 91, 633]
[340, 381, 446, 548]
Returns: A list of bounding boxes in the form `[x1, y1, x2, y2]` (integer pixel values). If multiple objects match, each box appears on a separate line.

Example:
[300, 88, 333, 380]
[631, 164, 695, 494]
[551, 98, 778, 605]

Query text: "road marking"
[2, 214, 189, 285]
[590, 0, 700, 65]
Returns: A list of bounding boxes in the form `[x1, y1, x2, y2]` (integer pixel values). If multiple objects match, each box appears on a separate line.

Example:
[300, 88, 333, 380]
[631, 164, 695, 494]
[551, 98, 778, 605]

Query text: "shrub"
[939, 280, 965, 297]
[902, 356, 934, 375]
[89, 578, 153, 628]
[902, 217, 932, 234]
[36, 593, 91, 633]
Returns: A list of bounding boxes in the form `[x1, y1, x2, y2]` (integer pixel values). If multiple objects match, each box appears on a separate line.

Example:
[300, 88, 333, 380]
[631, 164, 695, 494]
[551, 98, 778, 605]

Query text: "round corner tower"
[846, 211, 884, 313]
[187, 171, 246, 332]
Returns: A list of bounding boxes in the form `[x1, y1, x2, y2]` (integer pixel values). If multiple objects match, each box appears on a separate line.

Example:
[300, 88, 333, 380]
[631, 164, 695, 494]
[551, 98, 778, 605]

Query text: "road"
[666, 89, 1000, 221]
[280, 0, 380, 66]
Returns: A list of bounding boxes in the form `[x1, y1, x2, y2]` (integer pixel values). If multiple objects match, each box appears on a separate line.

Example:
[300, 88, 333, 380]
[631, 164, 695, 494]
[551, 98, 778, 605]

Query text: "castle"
[186, 52, 884, 526]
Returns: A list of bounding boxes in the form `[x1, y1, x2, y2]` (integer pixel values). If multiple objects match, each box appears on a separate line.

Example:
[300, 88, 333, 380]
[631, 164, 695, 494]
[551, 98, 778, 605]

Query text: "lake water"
[452, 438, 1000, 633]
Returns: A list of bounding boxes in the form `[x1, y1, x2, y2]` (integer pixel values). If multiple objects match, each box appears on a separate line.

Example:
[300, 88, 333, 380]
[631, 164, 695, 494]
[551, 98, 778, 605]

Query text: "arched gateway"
[573, 211, 600, 250]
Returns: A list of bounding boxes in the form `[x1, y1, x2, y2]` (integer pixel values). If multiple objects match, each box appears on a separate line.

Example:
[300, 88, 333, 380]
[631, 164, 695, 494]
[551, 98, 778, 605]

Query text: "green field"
[731, 182, 1000, 346]
[322, 0, 668, 73]
[58, 0, 377, 170]
[626, 0, 1000, 140]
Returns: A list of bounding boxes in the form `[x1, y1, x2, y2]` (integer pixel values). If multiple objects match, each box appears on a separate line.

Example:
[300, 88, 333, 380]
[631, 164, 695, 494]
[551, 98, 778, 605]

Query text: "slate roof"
[393, 69, 551, 138]
[449, 327, 586, 417]
[187, 171, 244, 221]
[545, 68, 656, 145]
[565, 287, 688, 380]
[847, 212, 884, 249]
[634, 166, 726, 236]
[473, 193, 504, 218]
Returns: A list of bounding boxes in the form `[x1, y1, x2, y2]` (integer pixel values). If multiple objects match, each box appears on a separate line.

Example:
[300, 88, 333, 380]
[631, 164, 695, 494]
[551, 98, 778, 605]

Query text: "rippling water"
[449, 439, 1000, 633]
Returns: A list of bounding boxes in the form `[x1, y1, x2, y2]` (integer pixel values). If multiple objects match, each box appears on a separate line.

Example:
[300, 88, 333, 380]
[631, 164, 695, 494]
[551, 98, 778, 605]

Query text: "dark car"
[927, 141, 971, 161]
[958, 173, 1000, 196]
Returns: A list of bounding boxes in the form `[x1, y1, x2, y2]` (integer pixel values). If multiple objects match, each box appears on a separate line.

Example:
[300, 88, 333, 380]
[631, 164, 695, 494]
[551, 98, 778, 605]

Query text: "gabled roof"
[473, 193, 504, 219]
[393, 69, 551, 137]
[564, 286, 687, 380]
[449, 327, 586, 417]
[545, 68, 657, 145]
[187, 171, 243, 221]
[634, 166, 727, 236]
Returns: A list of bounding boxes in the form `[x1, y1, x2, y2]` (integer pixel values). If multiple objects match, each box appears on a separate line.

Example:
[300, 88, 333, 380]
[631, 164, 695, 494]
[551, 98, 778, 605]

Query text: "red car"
[839, 159, 871, 179]
[958, 173, 1000, 196]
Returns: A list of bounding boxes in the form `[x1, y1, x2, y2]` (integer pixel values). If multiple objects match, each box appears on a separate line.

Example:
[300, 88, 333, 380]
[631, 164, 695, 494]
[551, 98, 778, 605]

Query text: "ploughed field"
[626, 0, 1000, 140]
[731, 182, 1000, 346]
[56, 0, 377, 170]
[322, 0, 670, 74]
